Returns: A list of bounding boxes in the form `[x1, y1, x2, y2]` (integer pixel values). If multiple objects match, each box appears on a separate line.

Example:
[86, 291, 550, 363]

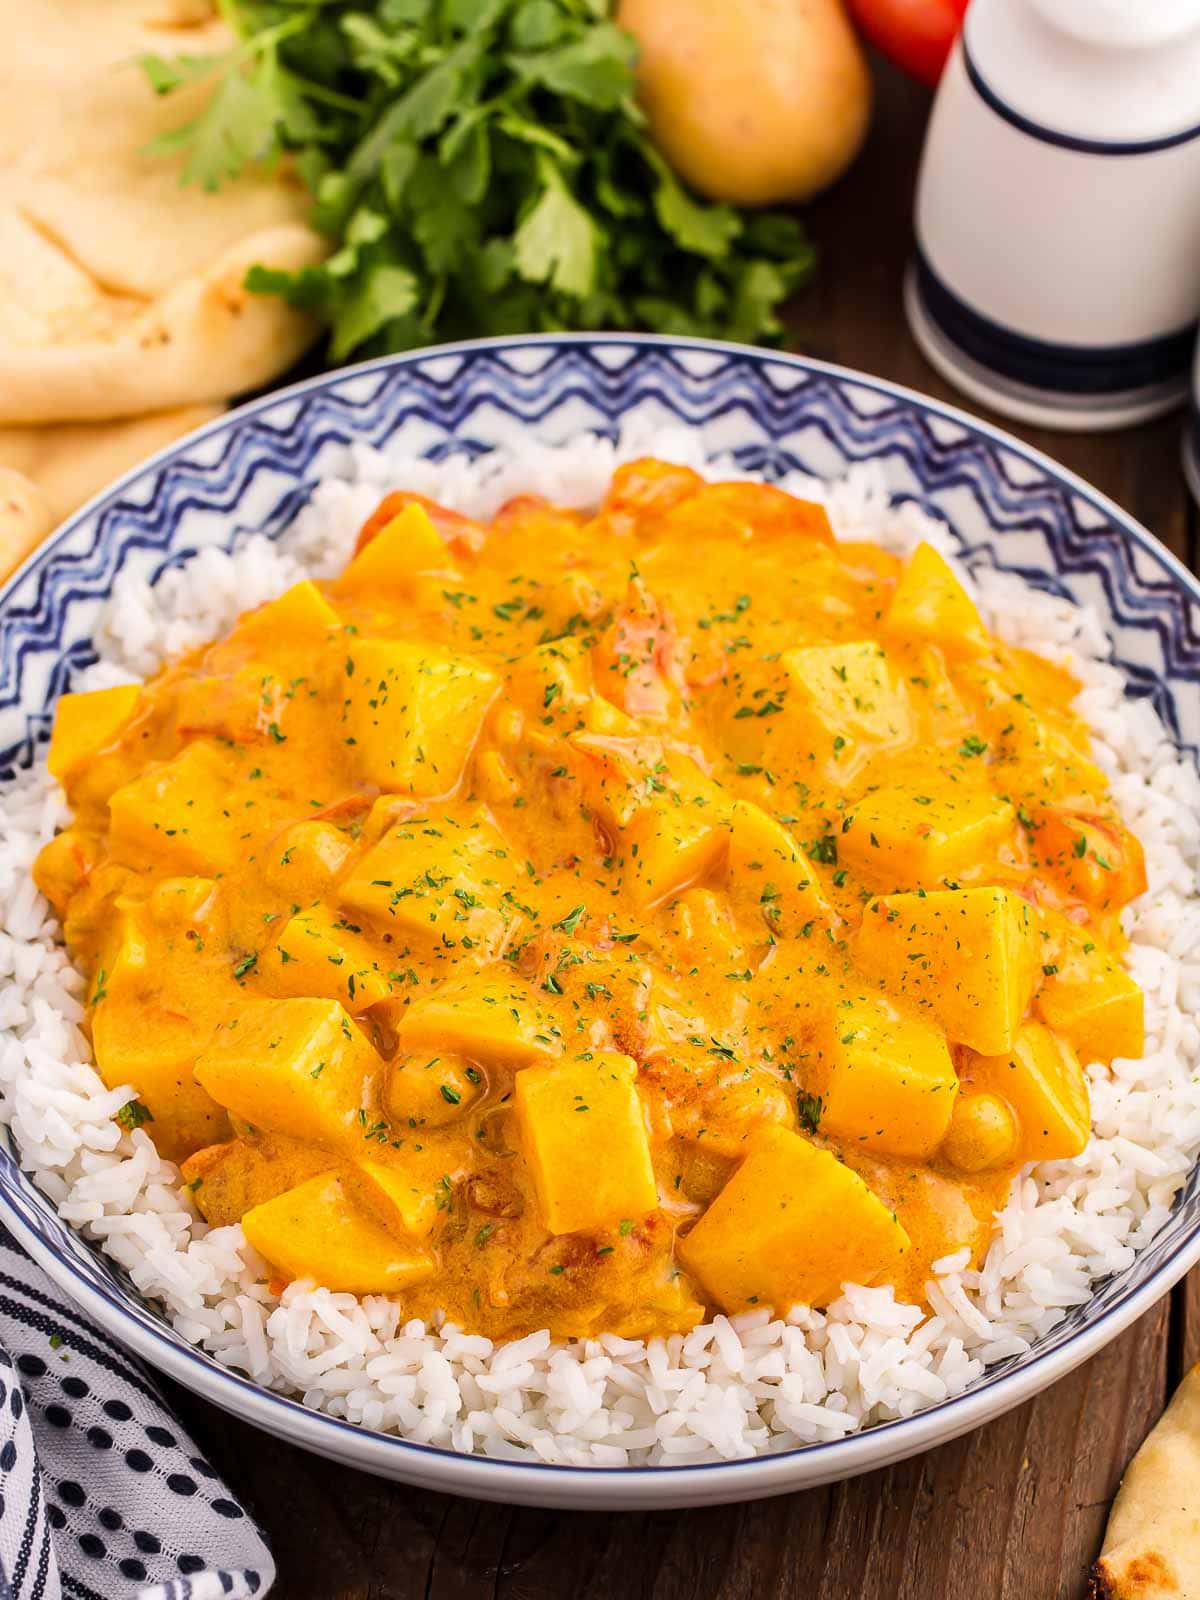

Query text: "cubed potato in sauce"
[815, 992, 958, 1160]
[516, 1051, 658, 1235]
[35, 462, 1142, 1341]
[243, 1172, 436, 1295]
[855, 886, 1041, 1055]
[678, 1125, 911, 1314]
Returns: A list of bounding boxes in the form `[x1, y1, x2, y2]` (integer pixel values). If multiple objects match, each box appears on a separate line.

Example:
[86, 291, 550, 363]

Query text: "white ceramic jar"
[1185, 334, 1200, 503]
[906, 0, 1200, 430]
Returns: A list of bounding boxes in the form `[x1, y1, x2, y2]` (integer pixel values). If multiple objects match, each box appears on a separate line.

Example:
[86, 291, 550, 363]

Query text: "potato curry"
[34, 460, 1147, 1341]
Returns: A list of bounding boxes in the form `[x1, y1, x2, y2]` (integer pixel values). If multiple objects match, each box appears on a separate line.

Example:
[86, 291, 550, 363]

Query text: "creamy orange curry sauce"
[35, 460, 1148, 1340]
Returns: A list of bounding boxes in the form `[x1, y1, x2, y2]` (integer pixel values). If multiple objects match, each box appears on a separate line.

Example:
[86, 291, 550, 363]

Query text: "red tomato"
[846, 0, 970, 85]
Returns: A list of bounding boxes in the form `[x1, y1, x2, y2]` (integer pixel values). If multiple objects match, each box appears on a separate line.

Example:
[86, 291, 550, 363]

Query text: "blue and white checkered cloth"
[0, 1227, 275, 1600]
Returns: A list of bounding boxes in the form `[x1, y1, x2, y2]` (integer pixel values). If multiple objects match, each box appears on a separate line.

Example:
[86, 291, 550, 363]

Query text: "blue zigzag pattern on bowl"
[4, 342, 1198, 782]
[1, 336, 1198, 1471]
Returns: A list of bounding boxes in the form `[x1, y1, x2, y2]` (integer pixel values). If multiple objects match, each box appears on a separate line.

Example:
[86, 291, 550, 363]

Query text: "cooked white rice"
[1, 423, 1197, 1467]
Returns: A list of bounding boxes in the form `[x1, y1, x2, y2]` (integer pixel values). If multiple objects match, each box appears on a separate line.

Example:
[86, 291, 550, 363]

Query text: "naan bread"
[0, 406, 222, 581]
[0, 469, 55, 585]
[0, 0, 324, 424]
[1090, 1364, 1200, 1599]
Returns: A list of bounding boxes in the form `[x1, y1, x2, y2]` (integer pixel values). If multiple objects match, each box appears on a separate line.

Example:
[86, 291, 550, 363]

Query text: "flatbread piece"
[0, 0, 324, 423]
[1090, 1363, 1200, 1599]
[0, 405, 222, 580]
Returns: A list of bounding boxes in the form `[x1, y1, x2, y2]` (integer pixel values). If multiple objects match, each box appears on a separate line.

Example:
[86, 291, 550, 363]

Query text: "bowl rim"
[3, 331, 1198, 1504]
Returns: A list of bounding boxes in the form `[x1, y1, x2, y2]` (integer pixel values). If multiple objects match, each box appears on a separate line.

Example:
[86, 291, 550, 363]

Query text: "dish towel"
[0, 1226, 276, 1600]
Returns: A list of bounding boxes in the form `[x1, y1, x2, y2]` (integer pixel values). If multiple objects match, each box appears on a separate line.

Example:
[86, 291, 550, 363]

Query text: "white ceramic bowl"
[3, 336, 1199, 1508]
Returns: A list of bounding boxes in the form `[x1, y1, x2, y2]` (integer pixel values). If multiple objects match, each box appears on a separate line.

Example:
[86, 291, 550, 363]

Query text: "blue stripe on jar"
[961, 37, 1200, 155]
[914, 249, 1197, 396]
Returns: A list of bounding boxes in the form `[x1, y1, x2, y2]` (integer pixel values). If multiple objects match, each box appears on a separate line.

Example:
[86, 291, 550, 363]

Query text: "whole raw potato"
[618, 0, 873, 206]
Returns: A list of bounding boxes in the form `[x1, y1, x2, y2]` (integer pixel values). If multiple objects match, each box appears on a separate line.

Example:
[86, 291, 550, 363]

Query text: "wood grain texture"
[162, 50, 1200, 1600]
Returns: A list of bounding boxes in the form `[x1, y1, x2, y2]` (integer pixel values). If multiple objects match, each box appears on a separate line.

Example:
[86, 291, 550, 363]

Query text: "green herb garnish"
[139, 0, 814, 360]
[796, 1091, 823, 1134]
[115, 1101, 154, 1133]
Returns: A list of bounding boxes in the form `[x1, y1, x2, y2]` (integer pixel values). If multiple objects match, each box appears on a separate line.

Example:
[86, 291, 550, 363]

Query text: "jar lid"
[967, 0, 1200, 146]
[1026, 0, 1200, 50]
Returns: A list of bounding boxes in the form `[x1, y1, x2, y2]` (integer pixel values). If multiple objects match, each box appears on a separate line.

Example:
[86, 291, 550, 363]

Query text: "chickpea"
[676, 1143, 734, 1207]
[383, 1052, 484, 1130]
[694, 1072, 792, 1156]
[943, 1091, 1019, 1173]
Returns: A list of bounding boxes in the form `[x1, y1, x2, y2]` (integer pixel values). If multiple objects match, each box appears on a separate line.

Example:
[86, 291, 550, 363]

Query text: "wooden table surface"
[165, 55, 1200, 1600]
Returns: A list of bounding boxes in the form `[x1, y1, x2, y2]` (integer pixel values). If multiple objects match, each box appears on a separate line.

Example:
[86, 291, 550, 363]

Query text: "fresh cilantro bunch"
[141, 0, 815, 359]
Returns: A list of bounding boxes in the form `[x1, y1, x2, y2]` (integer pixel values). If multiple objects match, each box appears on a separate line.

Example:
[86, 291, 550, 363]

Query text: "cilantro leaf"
[143, 62, 283, 191]
[331, 260, 422, 359]
[139, 0, 815, 354]
[647, 146, 741, 259]
[514, 159, 598, 298]
[244, 261, 330, 311]
[409, 156, 481, 273]
[728, 259, 795, 343]
[348, 35, 486, 182]
[441, 114, 492, 204]
[138, 52, 221, 97]
[510, 1, 568, 49]
[509, 23, 638, 110]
